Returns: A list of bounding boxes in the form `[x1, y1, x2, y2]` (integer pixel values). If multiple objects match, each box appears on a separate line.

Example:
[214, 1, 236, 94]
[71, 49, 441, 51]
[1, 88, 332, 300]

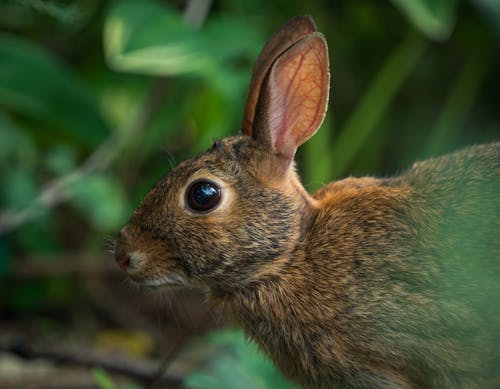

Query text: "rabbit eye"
[186, 180, 221, 212]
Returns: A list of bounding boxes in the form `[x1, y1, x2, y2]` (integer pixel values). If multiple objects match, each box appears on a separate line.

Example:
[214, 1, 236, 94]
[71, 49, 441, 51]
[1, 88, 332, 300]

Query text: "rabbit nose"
[114, 229, 132, 271]
[117, 254, 131, 270]
[114, 245, 131, 270]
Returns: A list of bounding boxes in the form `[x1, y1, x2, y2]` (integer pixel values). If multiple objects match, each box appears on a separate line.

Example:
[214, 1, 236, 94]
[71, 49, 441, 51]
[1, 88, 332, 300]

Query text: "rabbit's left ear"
[251, 33, 329, 166]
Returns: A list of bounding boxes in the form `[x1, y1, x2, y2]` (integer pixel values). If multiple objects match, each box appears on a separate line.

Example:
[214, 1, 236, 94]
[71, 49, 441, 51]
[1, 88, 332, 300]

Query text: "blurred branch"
[0, 341, 184, 388]
[0, 79, 169, 235]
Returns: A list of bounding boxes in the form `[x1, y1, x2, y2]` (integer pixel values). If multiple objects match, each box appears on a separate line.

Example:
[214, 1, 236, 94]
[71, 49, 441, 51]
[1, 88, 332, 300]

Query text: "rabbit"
[114, 16, 500, 389]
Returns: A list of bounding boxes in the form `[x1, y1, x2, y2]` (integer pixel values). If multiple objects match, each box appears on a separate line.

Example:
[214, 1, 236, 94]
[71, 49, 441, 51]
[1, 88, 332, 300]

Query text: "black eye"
[186, 180, 221, 212]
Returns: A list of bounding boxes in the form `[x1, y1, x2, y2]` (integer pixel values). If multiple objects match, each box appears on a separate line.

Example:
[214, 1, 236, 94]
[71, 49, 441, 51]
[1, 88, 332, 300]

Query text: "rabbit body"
[115, 16, 499, 388]
[228, 142, 499, 389]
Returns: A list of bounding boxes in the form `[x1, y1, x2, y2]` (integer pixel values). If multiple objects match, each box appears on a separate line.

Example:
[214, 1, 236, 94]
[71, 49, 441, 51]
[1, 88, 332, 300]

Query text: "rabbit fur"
[115, 16, 499, 388]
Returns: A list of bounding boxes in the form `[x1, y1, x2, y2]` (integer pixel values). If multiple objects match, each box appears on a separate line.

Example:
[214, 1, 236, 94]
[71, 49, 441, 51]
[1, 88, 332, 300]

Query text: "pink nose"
[117, 255, 131, 270]
[114, 229, 132, 271]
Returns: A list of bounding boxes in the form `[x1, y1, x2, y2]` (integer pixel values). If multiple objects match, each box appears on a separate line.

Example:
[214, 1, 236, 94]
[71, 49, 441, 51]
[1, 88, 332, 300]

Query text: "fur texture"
[116, 138, 499, 388]
[115, 16, 499, 388]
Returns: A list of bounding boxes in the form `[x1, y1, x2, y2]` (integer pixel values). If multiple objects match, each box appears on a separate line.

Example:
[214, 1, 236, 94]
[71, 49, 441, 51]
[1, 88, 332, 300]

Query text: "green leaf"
[92, 367, 117, 389]
[19, 0, 90, 26]
[0, 113, 37, 164]
[0, 34, 110, 149]
[71, 174, 129, 231]
[44, 145, 77, 176]
[104, 0, 211, 76]
[7, 280, 47, 312]
[1, 165, 38, 209]
[389, 0, 458, 40]
[185, 330, 298, 389]
[15, 215, 58, 253]
[329, 31, 427, 178]
[104, 0, 263, 77]
[187, 373, 225, 389]
[426, 45, 492, 155]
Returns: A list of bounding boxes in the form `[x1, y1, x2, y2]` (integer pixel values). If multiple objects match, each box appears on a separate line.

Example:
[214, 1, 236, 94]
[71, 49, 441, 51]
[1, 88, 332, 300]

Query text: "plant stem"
[329, 30, 427, 179]
[426, 48, 491, 155]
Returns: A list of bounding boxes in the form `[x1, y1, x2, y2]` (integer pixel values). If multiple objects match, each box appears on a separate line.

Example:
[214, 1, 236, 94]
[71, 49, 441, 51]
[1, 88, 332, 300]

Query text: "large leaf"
[389, 0, 458, 40]
[104, 0, 263, 77]
[0, 34, 110, 149]
[185, 330, 298, 389]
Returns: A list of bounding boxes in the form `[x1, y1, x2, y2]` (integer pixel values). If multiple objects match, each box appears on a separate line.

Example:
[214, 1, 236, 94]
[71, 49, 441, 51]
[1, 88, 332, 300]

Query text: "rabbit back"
[240, 142, 500, 388]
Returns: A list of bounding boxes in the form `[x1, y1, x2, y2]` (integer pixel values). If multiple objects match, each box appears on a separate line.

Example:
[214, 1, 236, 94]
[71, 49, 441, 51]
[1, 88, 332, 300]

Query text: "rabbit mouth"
[141, 273, 188, 288]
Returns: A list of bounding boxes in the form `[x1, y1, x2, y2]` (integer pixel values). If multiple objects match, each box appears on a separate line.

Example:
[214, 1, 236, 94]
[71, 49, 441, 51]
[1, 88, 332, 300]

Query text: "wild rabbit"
[114, 16, 499, 388]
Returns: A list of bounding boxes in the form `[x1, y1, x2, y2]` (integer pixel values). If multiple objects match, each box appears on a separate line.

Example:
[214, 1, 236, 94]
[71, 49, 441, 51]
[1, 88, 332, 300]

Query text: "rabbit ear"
[252, 33, 329, 168]
[241, 16, 317, 136]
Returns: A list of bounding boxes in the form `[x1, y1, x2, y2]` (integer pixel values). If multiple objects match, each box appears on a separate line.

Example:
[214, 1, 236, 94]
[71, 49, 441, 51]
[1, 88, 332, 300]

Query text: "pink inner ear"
[242, 16, 317, 137]
[266, 34, 329, 160]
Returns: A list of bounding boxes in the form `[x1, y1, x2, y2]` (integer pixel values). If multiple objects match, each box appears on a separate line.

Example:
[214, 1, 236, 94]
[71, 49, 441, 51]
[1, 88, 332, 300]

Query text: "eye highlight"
[186, 180, 222, 212]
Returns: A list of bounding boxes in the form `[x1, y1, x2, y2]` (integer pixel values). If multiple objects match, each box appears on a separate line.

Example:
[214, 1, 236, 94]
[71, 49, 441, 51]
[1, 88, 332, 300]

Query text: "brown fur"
[115, 17, 500, 389]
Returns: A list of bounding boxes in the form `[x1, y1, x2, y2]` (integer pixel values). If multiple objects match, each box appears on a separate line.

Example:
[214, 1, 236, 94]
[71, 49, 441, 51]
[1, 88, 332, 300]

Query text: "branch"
[0, 340, 184, 388]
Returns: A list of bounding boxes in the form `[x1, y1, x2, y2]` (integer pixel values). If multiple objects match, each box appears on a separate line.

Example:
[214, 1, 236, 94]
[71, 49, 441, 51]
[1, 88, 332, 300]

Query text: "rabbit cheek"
[174, 192, 298, 288]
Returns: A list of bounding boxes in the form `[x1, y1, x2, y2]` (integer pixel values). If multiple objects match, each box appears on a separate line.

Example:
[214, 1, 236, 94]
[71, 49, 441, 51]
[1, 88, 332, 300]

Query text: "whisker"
[102, 235, 117, 254]
[163, 148, 177, 170]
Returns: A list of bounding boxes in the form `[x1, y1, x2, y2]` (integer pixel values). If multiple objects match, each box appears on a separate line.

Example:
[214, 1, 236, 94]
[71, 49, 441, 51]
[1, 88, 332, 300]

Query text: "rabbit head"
[114, 16, 329, 294]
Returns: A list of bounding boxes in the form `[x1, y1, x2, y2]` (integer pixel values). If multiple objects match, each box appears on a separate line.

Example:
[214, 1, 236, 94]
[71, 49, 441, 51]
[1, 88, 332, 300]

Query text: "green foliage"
[104, 0, 264, 97]
[105, 0, 213, 76]
[389, 0, 500, 40]
[0, 114, 38, 211]
[426, 43, 493, 154]
[101, 0, 268, 150]
[186, 330, 298, 389]
[389, 0, 458, 40]
[5, 277, 74, 313]
[93, 367, 117, 389]
[0, 113, 36, 164]
[0, 34, 110, 149]
[0, 239, 12, 277]
[310, 31, 428, 183]
[71, 173, 128, 231]
[93, 367, 142, 389]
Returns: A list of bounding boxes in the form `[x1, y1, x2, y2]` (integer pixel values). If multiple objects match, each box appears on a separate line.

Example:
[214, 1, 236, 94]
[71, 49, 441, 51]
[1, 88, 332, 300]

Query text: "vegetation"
[0, 0, 498, 387]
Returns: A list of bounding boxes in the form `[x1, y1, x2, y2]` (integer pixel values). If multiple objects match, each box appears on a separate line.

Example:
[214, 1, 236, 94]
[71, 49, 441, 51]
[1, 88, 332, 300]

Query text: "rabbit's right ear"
[247, 30, 329, 176]
[241, 16, 317, 136]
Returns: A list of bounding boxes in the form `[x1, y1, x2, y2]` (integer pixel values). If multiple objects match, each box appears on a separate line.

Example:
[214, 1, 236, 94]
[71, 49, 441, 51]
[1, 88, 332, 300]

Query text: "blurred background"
[0, 0, 498, 388]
